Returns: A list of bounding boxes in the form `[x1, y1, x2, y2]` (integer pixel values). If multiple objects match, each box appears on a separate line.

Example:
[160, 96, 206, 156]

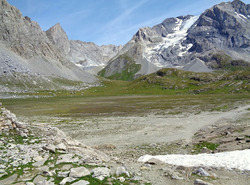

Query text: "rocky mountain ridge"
[46, 23, 122, 69]
[0, 0, 98, 92]
[0, 0, 121, 93]
[100, 0, 250, 80]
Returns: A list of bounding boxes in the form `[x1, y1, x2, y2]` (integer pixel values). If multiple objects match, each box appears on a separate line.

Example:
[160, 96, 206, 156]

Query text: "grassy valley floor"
[1, 92, 250, 184]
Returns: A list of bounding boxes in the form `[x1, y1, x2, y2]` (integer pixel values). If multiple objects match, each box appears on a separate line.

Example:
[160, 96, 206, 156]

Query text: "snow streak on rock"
[143, 16, 198, 67]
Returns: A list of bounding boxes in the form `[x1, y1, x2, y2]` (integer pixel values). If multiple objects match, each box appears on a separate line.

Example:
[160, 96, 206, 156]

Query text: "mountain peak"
[47, 23, 66, 34]
[46, 23, 70, 55]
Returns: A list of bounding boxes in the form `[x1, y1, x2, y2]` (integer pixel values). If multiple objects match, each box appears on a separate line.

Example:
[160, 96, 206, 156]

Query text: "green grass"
[192, 142, 220, 154]
[90, 68, 250, 96]
[211, 53, 250, 71]
[98, 55, 141, 81]
[1, 93, 249, 120]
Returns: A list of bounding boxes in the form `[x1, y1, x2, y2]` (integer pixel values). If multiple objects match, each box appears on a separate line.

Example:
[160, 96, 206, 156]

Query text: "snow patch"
[235, 12, 247, 22]
[75, 63, 83, 68]
[178, 43, 193, 57]
[138, 149, 250, 171]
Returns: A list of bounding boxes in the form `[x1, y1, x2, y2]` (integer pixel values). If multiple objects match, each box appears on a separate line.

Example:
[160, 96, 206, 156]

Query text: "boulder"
[42, 145, 56, 153]
[71, 180, 90, 185]
[57, 171, 70, 178]
[116, 166, 130, 177]
[193, 168, 210, 176]
[59, 177, 76, 185]
[69, 167, 90, 178]
[57, 143, 67, 151]
[194, 179, 214, 185]
[91, 167, 110, 181]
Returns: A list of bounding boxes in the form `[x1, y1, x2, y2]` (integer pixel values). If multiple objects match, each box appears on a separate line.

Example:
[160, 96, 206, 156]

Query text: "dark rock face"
[153, 15, 194, 37]
[187, 1, 250, 52]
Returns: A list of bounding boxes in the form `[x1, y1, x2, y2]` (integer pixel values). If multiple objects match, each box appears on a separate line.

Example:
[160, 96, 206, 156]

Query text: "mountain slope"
[100, 0, 250, 80]
[0, 0, 97, 92]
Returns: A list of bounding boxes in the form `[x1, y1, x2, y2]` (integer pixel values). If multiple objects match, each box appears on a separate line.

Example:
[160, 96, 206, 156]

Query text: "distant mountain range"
[100, 0, 250, 80]
[0, 0, 249, 92]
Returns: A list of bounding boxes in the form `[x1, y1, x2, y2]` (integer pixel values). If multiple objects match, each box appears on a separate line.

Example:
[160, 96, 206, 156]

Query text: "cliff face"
[0, 0, 62, 60]
[46, 23, 71, 57]
[187, 0, 250, 54]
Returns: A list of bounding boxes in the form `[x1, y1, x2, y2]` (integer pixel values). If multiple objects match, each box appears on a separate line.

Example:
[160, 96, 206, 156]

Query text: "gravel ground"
[18, 104, 250, 185]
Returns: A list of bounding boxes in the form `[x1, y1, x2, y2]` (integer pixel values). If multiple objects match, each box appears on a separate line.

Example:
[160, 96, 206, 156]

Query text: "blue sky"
[7, 0, 249, 46]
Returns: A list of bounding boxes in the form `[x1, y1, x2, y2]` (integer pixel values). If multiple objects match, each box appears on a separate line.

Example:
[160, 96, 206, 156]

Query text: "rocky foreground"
[0, 103, 142, 185]
[1, 102, 250, 185]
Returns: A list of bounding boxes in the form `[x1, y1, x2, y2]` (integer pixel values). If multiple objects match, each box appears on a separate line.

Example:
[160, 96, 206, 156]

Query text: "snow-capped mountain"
[100, 0, 250, 80]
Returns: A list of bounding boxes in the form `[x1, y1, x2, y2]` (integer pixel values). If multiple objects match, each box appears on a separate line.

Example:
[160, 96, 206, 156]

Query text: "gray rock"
[0, 174, 17, 184]
[171, 174, 184, 180]
[42, 145, 56, 153]
[0, 173, 7, 178]
[236, 136, 245, 141]
[116, 166, 130, 177]
[69, 167, 90, 178]
[42, 170, 56, 177]
[20, 132, 28, 138]
[56, 143, 67, 151]
[57, 171, 70, 178]
[201, 147, 212, 154]
[36, 180, 55, 185]
[118, 177, 126, 182]
[33, 156, 48, 167]
[56, 154, 78, 164]
[71, 180, 90, 185]
[61, 164, 72, 170]
[26, 182, 35, 185]
[91, 167, 111, 181]
[59, 177, 76, 185]
[193, 168, 210, 177]
[33, 175, 47, 184]
[194, 179, 214, 185]
[15, 121, 26, 129]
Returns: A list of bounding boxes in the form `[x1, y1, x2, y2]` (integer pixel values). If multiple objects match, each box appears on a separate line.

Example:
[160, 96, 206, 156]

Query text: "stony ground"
[1, 101, 250, 185]
[0, 105, 147, 185]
